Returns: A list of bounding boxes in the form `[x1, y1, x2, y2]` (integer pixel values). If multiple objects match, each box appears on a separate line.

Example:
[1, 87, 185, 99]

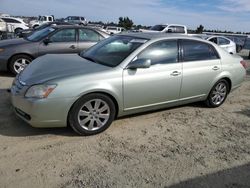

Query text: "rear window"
[182, 40, 219, 62]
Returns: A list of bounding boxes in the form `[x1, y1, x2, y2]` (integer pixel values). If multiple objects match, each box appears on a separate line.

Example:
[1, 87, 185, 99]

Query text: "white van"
[106, 26, 125, 34]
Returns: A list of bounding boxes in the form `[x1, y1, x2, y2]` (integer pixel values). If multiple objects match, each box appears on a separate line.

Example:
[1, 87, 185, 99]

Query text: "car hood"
[18, 54, 111, 85]
[0, 38, 30, 47]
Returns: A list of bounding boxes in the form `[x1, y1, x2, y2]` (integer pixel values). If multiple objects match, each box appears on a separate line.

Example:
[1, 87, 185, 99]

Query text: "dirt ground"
[0, 61, 249, 188]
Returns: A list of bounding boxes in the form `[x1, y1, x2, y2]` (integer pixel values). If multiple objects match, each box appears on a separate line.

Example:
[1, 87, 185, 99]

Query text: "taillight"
[240, 60, 247, 69]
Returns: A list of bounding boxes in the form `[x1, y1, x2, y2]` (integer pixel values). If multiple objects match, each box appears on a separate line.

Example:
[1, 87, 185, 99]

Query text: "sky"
[0, 0, 249, 32]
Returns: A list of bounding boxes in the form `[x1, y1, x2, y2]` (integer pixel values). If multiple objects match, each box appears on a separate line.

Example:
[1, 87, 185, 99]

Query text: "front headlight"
[0, 48, 4, 53]
[25, 84, 57, 98]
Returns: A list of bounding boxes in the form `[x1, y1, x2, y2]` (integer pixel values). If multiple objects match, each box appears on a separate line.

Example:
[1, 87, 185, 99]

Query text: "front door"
[123, 40, 182, 110]
[38, 28, 78, 56]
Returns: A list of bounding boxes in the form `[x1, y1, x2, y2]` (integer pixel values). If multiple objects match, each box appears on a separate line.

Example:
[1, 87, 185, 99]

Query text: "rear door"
[179, 39, 221, 100]
[77, 28, 104, 53]
[38, 28, 78, 56]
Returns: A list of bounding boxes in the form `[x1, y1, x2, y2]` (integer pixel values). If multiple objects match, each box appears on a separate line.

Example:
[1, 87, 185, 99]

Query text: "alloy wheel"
[211, 82, 227, 105]
[13, 58, 31, 74]
[77, 99, 110, 131]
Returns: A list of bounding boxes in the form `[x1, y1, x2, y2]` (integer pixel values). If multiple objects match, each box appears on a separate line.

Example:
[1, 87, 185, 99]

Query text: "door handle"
[212, 66, 220, 71]
[69, 45, 76, 49]
[170, 71, 181, 76]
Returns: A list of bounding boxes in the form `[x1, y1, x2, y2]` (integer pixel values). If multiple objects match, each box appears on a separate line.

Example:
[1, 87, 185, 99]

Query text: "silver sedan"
[11, 33, 247, 135]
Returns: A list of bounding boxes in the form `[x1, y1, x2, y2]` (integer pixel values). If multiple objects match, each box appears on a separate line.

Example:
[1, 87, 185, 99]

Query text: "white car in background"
[105, 26, 125, 34]
[206, 36, 236, 54]
[0, 16, 29, 34]
[140, 24, 188, 35]
[0, 18, 7, 32]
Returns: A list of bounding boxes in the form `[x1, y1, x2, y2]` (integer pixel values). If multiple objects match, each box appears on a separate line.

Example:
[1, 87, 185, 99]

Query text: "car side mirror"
[127, 59, 151, 69]
[43, 38, 51, 45]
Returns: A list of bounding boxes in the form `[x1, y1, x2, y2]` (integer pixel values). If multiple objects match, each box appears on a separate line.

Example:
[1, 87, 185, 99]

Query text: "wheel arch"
[221, 77, 232, 92]
[67, 91, 120, 126]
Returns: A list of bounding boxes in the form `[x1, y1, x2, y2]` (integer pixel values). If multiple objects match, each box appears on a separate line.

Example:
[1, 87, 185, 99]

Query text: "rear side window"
[182, 40, 219, 62]
[175, 26, 185, 33]
[2, 18, 21, 23]
[168, 26, 185, 33]
[79, 29, 102, 42]
[218, 37, 230, 45]
[137, 40, 178, 65]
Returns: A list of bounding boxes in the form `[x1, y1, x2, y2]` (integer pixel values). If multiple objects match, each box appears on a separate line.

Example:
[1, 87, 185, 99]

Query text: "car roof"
[118, 32, 206, 41]
[51, 25, 98, 29]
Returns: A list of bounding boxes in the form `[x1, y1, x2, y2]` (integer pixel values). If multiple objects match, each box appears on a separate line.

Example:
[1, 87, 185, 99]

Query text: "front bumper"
[11, 91, 76, 128]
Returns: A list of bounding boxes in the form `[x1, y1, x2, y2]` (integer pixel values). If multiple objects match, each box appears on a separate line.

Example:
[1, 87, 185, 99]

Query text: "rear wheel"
[9, 54, 33, 75]
[205, 79, 229, 108]
[14, 28, 22, 35]
[69, 93, 116, 136]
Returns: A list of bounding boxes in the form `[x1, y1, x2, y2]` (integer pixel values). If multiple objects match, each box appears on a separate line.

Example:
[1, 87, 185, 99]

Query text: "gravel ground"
[0, 60, 249, 188]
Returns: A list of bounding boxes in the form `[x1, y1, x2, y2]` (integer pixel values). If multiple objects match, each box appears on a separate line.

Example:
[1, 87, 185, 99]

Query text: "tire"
[33, 25, 39, 29]
[14, 28, 22, 35]
[9, 54, 33, 75]
[68, 93, 116, 136]
[205, 79, 229, 108]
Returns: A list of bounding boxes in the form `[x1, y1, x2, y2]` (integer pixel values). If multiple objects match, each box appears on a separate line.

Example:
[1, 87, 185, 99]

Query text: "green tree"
[118, 17, 134, 30]
[196, 25, 204, 34]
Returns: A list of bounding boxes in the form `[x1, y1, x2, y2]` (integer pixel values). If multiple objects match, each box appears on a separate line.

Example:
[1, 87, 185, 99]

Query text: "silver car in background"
[11, 33, 246, 135]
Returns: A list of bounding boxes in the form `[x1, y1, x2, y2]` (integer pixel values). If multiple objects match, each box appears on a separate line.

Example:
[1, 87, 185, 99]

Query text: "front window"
[27, 27, 55, 41]
[81, 35, 148, 67]
[50, 29, 76, 42]
[137, 40, 178, 65]
[150, 25, 167, 31]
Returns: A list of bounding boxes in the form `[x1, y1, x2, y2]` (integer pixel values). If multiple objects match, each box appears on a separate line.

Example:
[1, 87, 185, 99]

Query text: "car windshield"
[150, 25, 167, 31]
[81, 35, 148, 67]
[26, 27, 55, 42]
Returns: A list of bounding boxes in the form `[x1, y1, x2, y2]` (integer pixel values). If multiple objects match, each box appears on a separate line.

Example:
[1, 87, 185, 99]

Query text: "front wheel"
[68, 93, 116, 136]
[9, 54, 33, 75]
[205, 79, 229, 108]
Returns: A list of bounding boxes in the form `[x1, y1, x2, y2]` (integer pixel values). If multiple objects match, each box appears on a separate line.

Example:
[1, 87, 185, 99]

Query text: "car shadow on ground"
[166, 162, 250, 188]
[236, 108, 250, 118]
[0, 71, 14, 78]
[0, 86, 207, 138]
